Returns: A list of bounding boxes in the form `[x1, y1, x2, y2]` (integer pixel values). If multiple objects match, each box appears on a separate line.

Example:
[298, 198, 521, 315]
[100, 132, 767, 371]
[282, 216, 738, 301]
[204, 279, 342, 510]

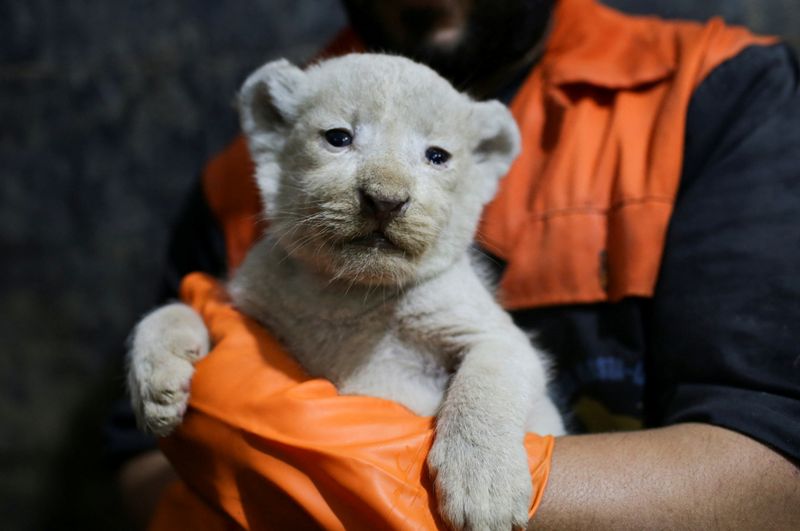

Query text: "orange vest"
[203, 0, 772, 310]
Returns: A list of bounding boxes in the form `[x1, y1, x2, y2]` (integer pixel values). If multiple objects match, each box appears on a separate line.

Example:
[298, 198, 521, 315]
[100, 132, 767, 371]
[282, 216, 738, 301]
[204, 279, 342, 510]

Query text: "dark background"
[1, 1, 797, 529]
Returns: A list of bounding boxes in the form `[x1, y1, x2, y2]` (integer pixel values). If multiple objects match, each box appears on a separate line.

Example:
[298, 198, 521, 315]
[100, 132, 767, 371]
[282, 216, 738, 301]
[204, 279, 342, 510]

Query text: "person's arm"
[532, 424, 799, 529]
[533, 43, 800, 529]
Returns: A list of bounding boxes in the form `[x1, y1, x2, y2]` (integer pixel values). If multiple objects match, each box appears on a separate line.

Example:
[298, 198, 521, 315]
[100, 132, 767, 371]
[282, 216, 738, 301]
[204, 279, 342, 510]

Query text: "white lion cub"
[128, 53, 565, 530]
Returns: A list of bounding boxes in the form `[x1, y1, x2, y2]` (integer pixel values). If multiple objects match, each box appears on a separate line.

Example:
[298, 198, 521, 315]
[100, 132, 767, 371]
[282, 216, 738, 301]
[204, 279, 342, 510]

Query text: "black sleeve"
[646, 44, 800, 463]
[104, 179, 228, 468]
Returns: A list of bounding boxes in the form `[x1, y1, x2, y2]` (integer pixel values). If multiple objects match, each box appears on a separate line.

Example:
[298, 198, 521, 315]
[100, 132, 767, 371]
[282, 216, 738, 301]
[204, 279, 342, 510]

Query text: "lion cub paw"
[127, 303, 209, 436]
[428, 434, 531, 531]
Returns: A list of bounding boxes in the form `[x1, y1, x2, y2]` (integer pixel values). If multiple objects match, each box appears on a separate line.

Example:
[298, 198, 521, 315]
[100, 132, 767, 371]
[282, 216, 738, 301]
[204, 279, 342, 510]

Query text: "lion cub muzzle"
[358, 188, 410, 223]
[352, 188, 411, 251]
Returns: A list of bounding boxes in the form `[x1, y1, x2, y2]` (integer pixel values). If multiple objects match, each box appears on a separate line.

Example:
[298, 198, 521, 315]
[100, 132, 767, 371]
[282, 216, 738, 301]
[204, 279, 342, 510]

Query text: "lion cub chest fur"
[229, 241, 492, 417]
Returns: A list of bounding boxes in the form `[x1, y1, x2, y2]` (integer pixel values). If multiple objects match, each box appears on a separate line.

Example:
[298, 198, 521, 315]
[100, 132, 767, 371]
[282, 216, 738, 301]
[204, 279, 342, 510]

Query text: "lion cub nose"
[358, 188, 410, 222]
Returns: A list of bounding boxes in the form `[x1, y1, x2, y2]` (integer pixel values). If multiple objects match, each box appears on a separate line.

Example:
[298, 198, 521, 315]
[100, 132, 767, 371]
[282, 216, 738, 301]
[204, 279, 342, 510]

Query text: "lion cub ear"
[238, 59, 306, 161]
[471, 100, 522, 197]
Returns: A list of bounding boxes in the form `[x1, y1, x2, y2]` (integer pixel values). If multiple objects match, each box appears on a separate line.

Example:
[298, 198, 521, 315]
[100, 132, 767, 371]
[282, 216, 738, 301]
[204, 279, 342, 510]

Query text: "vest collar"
[541, 0, 674, 89]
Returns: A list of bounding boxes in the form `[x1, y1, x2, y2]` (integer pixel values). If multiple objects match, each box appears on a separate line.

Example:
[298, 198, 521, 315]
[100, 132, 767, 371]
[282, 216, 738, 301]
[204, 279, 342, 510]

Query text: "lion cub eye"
[324, 128, 353, 147]
[425, 146, 451, 166]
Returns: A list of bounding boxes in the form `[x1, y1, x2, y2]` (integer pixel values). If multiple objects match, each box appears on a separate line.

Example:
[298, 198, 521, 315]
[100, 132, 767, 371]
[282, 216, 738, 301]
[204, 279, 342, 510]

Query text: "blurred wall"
[0, 1, 797, 530]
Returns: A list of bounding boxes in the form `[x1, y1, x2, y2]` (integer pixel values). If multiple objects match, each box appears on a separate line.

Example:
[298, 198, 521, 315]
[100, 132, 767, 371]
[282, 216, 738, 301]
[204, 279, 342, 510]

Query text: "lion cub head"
[239, 53, 519, 287]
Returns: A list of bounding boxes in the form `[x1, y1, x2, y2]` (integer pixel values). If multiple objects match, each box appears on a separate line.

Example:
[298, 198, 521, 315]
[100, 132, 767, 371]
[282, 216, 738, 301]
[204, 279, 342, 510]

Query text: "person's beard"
[342, 0, 555, 91]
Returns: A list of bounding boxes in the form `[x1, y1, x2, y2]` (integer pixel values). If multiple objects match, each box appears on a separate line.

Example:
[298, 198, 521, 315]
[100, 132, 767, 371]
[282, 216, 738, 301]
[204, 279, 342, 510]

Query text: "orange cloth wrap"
[149, 273, 555, 530]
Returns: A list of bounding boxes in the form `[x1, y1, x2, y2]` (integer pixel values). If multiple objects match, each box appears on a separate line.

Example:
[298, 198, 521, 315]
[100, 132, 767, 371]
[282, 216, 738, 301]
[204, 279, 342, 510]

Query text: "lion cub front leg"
[428, 336, 550, 531]
[127, 303, 209, 436]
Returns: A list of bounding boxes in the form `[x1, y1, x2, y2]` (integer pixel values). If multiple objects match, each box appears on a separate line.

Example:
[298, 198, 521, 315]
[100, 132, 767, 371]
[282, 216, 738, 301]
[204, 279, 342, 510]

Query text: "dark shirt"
[107, 43, 800, 467]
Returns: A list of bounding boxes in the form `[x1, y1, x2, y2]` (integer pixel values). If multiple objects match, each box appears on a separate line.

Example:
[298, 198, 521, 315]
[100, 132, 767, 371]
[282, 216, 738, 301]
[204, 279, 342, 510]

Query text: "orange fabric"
[150, 481, 237, 531]
[478, 0, 775, 308]
[149, 273, 554, 530]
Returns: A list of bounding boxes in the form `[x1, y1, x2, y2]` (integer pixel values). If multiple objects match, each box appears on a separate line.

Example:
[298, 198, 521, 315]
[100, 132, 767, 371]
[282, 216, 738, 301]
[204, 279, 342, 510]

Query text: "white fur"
[127, 303, 208, 436]
[127, 54, 565, 530]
